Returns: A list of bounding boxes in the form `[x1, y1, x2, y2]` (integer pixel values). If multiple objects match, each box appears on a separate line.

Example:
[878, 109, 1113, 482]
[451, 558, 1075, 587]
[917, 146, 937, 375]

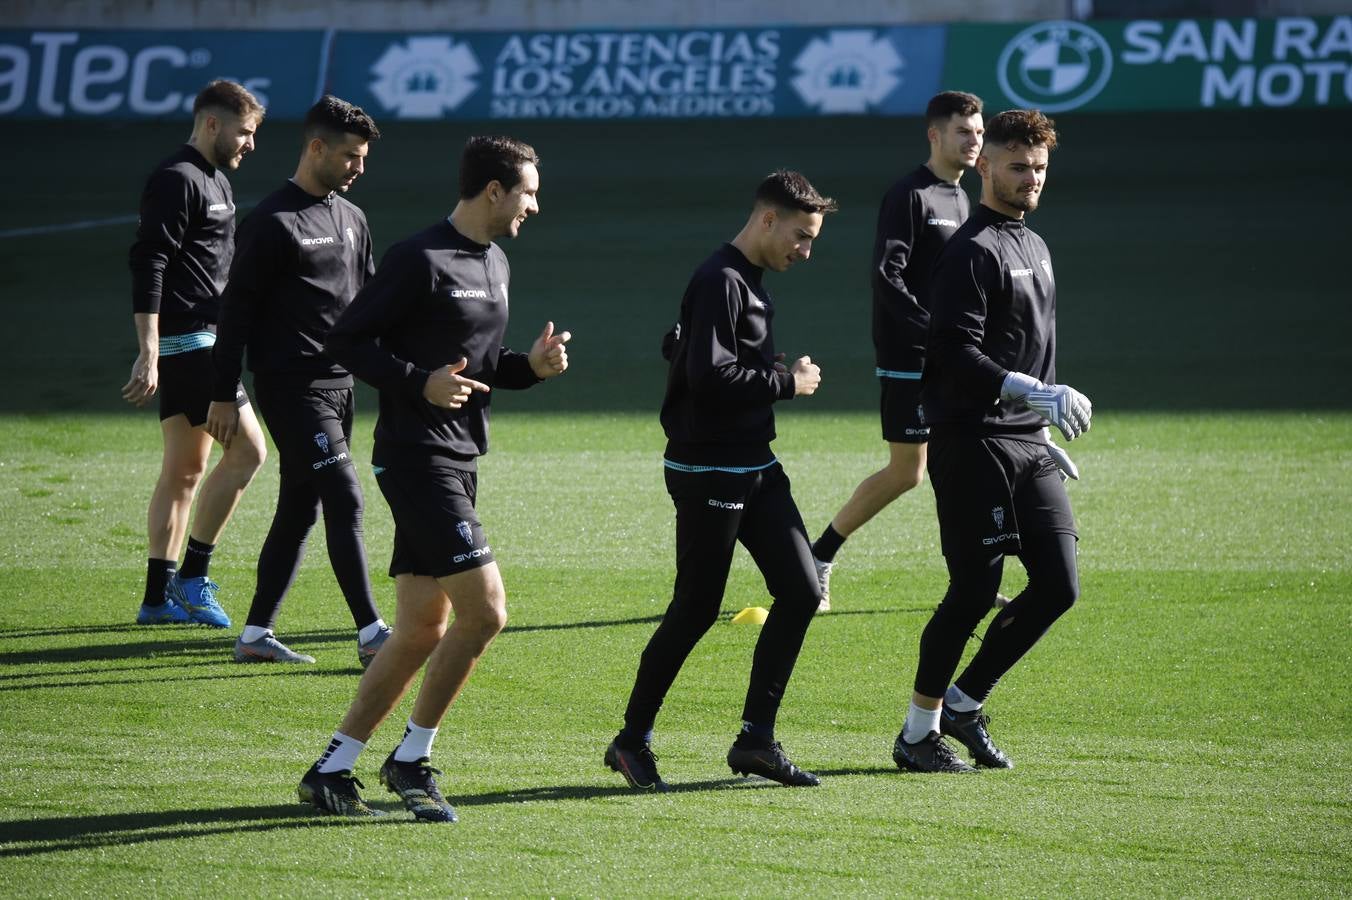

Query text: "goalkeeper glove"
[1001, 371, 1092, 441]
[1042, 427, 1079, 481]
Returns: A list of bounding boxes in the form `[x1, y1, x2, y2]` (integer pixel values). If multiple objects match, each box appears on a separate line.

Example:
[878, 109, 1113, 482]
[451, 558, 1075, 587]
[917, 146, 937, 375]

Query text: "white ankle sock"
[393, 719, 438, 763]
[944, 684, 982, 713]
[903, 702, 941, 744]
[358, 619, 387, 644]
[316, 731, 365, 774]
[241, 625, 271, 643]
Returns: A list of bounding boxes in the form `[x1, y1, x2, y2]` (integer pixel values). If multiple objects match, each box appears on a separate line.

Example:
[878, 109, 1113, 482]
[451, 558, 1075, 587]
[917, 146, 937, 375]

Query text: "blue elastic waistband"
[876, 368, 921, 380]
[663, 458, 778, 474]
[159, 331, 216, 356]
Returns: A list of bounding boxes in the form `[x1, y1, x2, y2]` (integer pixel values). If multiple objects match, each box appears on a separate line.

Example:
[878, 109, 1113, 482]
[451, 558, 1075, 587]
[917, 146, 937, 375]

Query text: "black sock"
[811, 524, 846, 563]
[616, 726, 653, 749]
[179, 537, 215, 580]
[735, 721, 774, 748]
[143, 558, 177, 606]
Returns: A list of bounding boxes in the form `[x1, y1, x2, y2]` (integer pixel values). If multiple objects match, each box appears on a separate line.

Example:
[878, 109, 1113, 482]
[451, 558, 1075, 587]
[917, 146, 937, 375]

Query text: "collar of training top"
[443, 217, 492, 254]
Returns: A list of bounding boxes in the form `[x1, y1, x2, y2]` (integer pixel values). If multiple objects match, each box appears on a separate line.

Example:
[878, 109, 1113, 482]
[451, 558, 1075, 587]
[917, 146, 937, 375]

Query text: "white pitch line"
[0, 214, 140, 239]
[0, 199, 258, 240]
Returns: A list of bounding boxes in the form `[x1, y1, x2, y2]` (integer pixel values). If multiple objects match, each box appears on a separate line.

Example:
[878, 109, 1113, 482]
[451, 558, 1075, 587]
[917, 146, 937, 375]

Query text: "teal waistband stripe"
[663, 458, 778, 474]
[159, 331, 217, 356]
[372, 465, 386, 475]
[876, 368, 922, 380]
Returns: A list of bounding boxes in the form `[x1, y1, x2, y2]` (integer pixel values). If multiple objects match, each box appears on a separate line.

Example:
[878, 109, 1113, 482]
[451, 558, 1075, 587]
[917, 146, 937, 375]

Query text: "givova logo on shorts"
[997, 21, 1113, 112]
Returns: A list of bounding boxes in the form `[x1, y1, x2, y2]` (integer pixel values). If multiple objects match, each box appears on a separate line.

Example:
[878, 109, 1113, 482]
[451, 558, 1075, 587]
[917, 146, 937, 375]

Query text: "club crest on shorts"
[314, 432, 330, 454]
[456, 520, 474, 545]
[991, 506, 1006, 530]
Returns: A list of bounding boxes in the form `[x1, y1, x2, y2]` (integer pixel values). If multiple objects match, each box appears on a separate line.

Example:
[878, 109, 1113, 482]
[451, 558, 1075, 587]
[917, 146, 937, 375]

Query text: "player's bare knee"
[454, 606, 505, 652]
[160, 463, 204, 497]
[405, 620, 446, 654]
[226, 435, 267, 475]
[885, 463, 924, 495]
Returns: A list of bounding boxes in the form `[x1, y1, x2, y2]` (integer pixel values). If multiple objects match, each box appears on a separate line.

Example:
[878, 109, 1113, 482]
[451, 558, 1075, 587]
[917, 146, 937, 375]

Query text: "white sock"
[903, 702, 941, 744]
[316, 731, 365, 774]
[393, 719, 438, 763]
[241, 625, 271, 643]
[944, 684, 983, 713]
[358, 619, 388, 644]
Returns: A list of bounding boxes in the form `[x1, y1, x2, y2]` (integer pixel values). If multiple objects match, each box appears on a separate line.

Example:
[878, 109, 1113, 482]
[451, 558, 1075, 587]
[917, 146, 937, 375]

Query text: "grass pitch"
[0, 410, 1348, 896]
[0, 107, 1349, 895]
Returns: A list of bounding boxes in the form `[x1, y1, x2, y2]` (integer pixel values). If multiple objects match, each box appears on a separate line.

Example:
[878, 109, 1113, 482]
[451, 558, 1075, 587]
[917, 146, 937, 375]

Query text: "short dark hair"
[459, 136, 540, 199]
[985, 109, 1058, 152]
[925, 90, 983, 126]
[193, 79, 265, 121]
[303, 95, 380, 145]
[754, 169, 838, 215]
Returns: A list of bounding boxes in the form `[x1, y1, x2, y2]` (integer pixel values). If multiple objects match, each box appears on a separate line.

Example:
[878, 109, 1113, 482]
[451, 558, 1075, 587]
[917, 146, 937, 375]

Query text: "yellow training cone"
[731, 606, 769, 625]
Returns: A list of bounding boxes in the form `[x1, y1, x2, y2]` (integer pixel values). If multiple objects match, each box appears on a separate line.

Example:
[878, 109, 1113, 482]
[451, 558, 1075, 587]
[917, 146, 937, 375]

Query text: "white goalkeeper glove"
[1001, 371, 1092, 441]
[1042, 427, 1079, 481]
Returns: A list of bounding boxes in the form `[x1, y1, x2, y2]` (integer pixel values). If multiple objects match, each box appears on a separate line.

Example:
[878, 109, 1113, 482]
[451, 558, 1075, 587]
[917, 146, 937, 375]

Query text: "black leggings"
[623, 464, 820, 736]
[914, 530, 1079, 701]
[247, 384, 379, 632]
[245, 459, 378, 631]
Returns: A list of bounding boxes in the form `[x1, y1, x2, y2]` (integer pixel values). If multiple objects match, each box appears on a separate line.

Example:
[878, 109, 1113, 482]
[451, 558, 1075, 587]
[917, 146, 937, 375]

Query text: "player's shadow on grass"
[0, 777, 760, 857]
[0, 635, 232, 668]
[0, 624, 154, 640]
[0, 804, 399, 857]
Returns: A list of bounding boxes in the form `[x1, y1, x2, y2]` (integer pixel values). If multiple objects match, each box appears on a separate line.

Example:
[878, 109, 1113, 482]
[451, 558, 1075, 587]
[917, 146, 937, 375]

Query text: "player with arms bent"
[605, 170, 835, 791]
[892, 109, 1090, 774]
[298, 136, 571, 822]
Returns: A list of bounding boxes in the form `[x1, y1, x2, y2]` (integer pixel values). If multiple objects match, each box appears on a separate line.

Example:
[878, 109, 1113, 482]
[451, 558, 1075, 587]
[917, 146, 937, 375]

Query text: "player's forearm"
[692, 364, 786, 405]
[929, 332, 1005, 401]
[132, 313, 159, 354]
[325, 331, 428, 397]
[495, 348, 541, 390]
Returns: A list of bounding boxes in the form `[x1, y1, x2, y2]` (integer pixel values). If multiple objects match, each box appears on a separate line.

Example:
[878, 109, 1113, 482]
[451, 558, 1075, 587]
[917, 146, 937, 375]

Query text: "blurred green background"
[2, 108, 1348, 414]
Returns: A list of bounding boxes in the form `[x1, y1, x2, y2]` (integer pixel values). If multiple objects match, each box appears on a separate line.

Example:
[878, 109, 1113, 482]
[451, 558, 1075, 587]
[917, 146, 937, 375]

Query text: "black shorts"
[879, 375, 928, 444]
[253, 383, 355, 479]
[375, 465, 493, 579]
[927, 432, 1076, 560]
[158, 348, 246, 426]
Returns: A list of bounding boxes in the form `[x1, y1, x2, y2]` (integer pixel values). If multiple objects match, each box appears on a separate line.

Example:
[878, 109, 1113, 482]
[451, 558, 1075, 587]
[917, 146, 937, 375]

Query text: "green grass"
[0, 410, 1348, 896]
[1, 107, 1349, 895]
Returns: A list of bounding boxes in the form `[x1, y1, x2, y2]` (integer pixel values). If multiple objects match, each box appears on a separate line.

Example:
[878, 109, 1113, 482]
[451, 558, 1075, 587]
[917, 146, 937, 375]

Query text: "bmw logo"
[997, 21, 1114, 113]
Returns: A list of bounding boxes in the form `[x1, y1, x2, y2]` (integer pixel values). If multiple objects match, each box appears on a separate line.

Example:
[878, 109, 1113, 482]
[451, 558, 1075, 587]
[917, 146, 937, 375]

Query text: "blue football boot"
[168, 576, 231, 628]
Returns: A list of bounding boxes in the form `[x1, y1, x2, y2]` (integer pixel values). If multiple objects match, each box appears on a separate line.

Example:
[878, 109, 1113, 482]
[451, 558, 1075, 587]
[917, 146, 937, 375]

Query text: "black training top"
[129, 145, 236, 336]
[211, 181, 375, 401]
[325, 219, 540, 471]
[660, 243, 796, 468]
[872, 165, 970, 372]
[922, 204, 1057, 435]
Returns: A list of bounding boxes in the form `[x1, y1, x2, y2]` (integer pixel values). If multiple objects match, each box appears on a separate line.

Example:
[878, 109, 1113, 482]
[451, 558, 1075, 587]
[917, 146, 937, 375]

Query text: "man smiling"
[299, 136, 571, 822]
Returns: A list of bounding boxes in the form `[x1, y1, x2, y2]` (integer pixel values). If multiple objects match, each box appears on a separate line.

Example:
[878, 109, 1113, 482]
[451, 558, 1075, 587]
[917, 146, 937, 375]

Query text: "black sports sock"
[179, 537, 215, 580]
[616, 726, 652, 749]
[811, 524, 845, 563]
[736, 721, 774, 749]
[143, 558, 177, 606]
